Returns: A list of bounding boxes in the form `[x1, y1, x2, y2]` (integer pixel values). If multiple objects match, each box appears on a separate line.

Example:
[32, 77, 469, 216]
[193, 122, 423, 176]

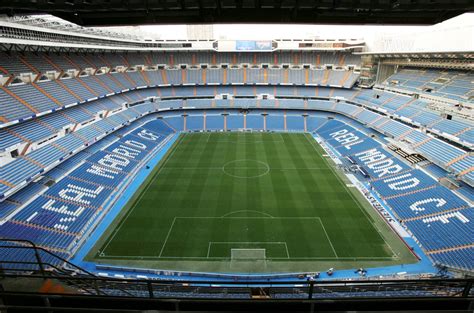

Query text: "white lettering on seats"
[42, 198, 85, 217]
[409, 198, 447, 212]
[98, 154, 130, 171]
[138, 129, 160, 141]
[329, 129, 348, 137]
[355, 149, 387, 164]
[329, 129, 363, 150]
[335, 133, 359, 145]
[111, 145, 141, 159]
[342, 139, 364, 150]
[383, 173, 420, 190]
[39, 198, 89, 230]
[124, 140, 147, 150]
[368, 159, 403, 178]
[55, 217, 77, 230]
[58, 184, 104, 205]
[422, 212, 469, 224]
[86, 164, 120, 179]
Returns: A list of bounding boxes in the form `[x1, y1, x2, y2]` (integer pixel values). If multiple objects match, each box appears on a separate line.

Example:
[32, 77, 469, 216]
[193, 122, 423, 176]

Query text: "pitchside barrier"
[0, 239, 473, 301]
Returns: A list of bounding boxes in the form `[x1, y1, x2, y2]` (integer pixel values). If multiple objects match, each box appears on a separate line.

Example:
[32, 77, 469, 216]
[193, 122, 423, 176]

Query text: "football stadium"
[0, 3, 472, 311]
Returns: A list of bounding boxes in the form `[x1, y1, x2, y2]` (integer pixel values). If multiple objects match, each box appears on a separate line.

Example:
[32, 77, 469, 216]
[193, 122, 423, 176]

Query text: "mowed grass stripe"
[97, 132, 393, 262]
[302, 133, 391, 257]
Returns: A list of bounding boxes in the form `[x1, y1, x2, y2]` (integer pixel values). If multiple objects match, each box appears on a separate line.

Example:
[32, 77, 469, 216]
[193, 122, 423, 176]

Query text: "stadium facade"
[0, 14, 472, 309]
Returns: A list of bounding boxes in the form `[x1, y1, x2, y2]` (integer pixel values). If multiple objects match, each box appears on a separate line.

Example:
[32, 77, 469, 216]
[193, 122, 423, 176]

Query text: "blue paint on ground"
[70, 130, 438, 282]
[71, 133, 180, 272]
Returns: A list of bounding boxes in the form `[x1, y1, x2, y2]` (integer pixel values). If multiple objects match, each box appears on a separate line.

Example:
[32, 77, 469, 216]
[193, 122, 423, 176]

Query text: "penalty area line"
[99, 135, 183, 256]
[158, 217, 177, 257]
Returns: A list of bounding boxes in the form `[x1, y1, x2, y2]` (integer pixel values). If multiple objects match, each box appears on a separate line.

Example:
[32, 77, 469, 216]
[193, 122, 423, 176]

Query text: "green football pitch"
[88, 132, 417, 273]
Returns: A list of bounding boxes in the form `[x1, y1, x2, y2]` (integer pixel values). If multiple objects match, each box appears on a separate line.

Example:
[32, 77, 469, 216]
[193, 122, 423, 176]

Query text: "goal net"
[231, 248, 266, 260]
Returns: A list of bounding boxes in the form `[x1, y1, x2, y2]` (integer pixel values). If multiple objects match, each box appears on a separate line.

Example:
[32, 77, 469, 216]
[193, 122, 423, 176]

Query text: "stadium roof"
[1, 1, 473, 26]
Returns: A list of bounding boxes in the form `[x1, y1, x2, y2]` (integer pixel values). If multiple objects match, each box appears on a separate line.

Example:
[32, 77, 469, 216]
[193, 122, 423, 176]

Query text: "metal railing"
[0, 239, 472, 300]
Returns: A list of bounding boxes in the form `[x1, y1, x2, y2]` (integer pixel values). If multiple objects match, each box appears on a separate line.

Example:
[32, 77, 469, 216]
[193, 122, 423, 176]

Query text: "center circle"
[222, 159, 270, 179]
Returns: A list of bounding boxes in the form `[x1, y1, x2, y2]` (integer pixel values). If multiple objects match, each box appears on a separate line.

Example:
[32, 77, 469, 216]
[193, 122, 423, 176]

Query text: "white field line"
[205, 132, 285, 143]
[101, 134, 184, 255]
[207, 241, 289, 258]
[207, 242, 212, 258]
[317, 218, 339, 259]
[174, 216, 323, 219]
[158, 217, 177, 257]
[220, 210, 274, 218]
[156, 216, 329, 259]
[207, 140, 286, 143]
[284, 242, 290, 259]
[98, 255, 397, 260]
[161, 167, 330, 170]
[103, 133, 396, 262]
[303, 134, 398, 259]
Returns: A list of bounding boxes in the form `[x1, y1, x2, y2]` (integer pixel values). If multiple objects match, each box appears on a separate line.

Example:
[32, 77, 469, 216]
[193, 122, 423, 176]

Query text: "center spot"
[222, 159, 270, 178]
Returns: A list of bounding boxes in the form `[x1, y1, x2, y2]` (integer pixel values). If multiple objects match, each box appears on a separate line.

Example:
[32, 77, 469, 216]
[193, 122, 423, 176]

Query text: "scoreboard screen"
[236, 40, 272, 51]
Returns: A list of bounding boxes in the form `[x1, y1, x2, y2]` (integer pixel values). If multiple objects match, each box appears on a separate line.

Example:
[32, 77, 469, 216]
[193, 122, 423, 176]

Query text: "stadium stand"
[383, 68, 473, 103]
[0, 31, 472, 288]
[1, 11, 474, 313]
[0, 116, 175, 256]
[1, 81, 472, 198]
[1, 99, 472, 273]
[312, 118, 473, 272]
[353, 89, 473, 147]
[0, 51, 360, 124]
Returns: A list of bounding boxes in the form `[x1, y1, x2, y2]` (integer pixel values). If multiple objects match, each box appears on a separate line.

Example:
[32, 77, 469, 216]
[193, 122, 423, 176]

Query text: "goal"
[231, 248, 266, 260]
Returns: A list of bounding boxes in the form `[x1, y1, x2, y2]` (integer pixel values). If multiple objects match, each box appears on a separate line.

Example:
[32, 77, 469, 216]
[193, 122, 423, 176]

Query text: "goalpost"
[230, 248, 268, 271]
[231, 248, 266, 260]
